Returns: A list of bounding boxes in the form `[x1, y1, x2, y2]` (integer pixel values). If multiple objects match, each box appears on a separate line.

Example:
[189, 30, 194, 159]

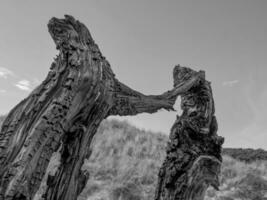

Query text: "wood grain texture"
[154, 66, 224, 200]
[0, 15, 201, 200]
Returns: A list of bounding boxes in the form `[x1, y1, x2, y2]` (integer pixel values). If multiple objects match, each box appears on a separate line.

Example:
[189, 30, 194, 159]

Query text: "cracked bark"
[154, 66, 224, 200]
[0, 15, 203, 200]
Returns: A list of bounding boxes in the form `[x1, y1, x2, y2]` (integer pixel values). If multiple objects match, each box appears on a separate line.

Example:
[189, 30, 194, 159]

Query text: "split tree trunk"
[0, 15, 203, 200]
[154, 66, 224, 200]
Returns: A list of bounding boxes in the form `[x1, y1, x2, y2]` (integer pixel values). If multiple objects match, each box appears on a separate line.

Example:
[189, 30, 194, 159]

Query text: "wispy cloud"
[0, 67, 15, 79]
[15, 80, 32, 91]
[0, 66, 40, 93]
[222, 80, 239, 87]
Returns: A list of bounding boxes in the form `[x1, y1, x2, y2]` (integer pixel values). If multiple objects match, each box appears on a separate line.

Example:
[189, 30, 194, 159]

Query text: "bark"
[0, 15, 202, 200]
[154, 66, 224, 200]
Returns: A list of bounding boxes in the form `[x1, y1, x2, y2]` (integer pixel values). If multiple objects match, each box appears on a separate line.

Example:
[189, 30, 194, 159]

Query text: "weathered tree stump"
[155, 66, 224, 200]
[0, 15, 203, 200]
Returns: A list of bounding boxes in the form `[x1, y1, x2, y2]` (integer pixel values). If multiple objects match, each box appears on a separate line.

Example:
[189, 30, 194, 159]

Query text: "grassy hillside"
[78, 119, 267, 200]
[80, 119, 167, 200]
[223, 148, 267, 163]
[1, 116, 267, 199]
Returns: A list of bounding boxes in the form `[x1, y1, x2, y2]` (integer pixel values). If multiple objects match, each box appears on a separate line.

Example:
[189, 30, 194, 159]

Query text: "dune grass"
[79, 119, 267, 200]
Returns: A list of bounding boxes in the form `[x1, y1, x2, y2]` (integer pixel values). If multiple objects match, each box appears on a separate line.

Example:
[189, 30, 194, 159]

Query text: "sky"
[0, 0, 266, 149]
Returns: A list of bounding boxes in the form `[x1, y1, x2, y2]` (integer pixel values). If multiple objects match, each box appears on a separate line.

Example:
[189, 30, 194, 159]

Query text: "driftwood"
[154, 66, 224, 200]
[0, 15, 203, 200]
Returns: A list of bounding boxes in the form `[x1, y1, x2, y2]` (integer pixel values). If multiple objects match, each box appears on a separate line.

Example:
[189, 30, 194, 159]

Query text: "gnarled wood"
[155, 66, 224, 200]
[0, 15, 203, 200]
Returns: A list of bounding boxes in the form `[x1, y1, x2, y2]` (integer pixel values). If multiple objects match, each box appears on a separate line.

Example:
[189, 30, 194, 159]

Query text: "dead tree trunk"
[0, 15, 203, 200]
[154, 66, 224, 200]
